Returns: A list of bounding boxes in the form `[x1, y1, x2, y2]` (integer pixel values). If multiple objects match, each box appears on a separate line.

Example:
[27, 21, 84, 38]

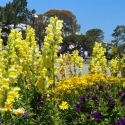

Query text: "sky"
[1, 0, 125, 42]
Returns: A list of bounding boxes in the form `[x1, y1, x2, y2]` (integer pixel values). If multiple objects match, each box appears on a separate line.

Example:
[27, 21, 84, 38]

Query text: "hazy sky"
[1, 0, 125, 42]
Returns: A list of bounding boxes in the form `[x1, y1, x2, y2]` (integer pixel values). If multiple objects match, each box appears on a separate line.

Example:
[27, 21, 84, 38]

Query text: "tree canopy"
[86, 28, 104, 42]
[44, 9, 80, 36]
[112, 25, 125, 46]
[1, 0, 35, 25]
[29, 14, 49, 51]
[63, 34, 94, 53]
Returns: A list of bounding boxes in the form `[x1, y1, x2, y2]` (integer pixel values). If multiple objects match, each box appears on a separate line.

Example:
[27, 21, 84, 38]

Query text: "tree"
[30, 14, 49, 51]
[3, 0, 35, 26]
[44, 9, 80, 36]
[80, 35, 94, 52]
[86, 28, 104, 42]
[112, 25, 125, 47]
[63, 34, 94, 54]
[0, 6, 4, 23]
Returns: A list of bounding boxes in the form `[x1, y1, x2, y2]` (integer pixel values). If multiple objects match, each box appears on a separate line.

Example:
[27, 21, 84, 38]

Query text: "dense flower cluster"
[0, 31, 21, 113]
[55, 73, 125, 97]
[108, 57, 120, 76]
[70, 50, 83, 75]
[63, 80, 125, 125]
[89, 42, 106, 74]
[36, 17, 63, 92]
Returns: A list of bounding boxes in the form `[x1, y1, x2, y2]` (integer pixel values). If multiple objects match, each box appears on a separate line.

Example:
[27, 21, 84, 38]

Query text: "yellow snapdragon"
[89, 42, 106, 74]
[108, 58, 119, 76]
[70, 50, 83, 75]
[36, 16, 63, 91]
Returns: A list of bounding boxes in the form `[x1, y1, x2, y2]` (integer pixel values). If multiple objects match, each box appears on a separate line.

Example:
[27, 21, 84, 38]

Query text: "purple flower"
[85, 94, 90, 99]
[85, 87, 90, 92]
[92, 112, 102, 121]
[92, 94, 98, 100]
[22, 112, 28, 119]
[37, 101, 43, 107]
[79, 96, 85, 103]
[116, 118, 125, 125]
[118, 91, 125, 97]
[98, 84, 103, 91]
[108, 98, 115, 109]
[74, 103, 81, 112]
[86, 115, 91, 121]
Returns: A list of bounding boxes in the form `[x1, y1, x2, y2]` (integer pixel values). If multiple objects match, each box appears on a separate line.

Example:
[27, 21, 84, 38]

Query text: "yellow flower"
[59, 101, 68, 110]
[4, 102, 12, 111]
[1, 78, 10, 89]
[8, 67, 18, 82]
[16, 66, 23, 73]
[6, 92, 15, 103]
[123, 82, 125, 87]
[13, 108, 25, 115]
[89, 42, 106, 74]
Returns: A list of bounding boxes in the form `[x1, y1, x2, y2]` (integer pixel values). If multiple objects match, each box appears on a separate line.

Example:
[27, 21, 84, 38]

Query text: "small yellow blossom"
[13, 108, 25, 115]
[123, 82, 125, 87]
[59, 101, 68, 110]
[4, 102, 12, 111]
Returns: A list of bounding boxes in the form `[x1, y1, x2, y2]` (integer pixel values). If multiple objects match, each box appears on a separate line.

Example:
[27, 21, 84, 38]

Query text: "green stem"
[3, 112, 8, 125]
[74, 63, 76, 76]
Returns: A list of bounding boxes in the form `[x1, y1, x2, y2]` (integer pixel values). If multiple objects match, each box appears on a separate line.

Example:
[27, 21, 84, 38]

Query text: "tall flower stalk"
[0, 29, 21, 125]
[108, 57, 120, 76]
[70, 50, 83, 76]
[36, 16, 63, 124]
[89, 42, 107, 74]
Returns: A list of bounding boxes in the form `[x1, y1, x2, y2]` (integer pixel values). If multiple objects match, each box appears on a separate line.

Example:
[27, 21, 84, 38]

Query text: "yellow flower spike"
[6, 92, 15, 103]
[89, 42, 106, 74]
[36, 16, 63, 91]
[108, 58, 119, 76]
[8, 67, 18, 83]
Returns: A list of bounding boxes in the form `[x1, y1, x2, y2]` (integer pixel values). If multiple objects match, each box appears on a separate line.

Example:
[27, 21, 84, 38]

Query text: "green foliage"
[86, 28, 104, 42]
[44, 9, 80, 35]
[29, 14, 48, 51]
[2, 0, 35, 25]
[63, 34, 94, 53]
[112, 25, 125, 47]
[62, 82, 125, 125]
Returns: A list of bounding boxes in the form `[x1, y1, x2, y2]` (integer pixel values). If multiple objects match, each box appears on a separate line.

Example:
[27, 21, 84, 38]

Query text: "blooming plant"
[0, 30, 21, 125]
[108, 57, 120, 76]
[89, 42, 107, 74]
[60, 76, 125, 125]
[120, 54, 125, 77]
